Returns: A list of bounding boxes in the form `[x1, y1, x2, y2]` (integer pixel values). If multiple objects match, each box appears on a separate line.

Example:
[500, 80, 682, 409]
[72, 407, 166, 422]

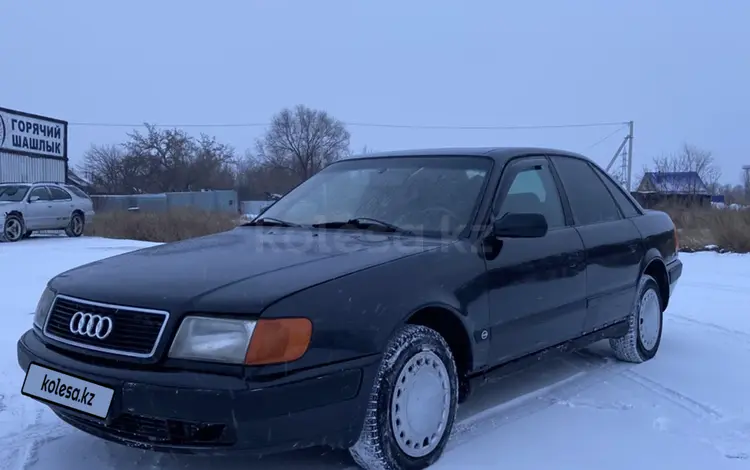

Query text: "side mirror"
[29, 195, 40, 202]
[492, 212, 548, 238]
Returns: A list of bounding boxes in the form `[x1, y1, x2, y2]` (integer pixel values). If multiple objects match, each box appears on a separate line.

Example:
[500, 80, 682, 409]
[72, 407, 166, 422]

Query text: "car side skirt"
[465, 321, 629, 399]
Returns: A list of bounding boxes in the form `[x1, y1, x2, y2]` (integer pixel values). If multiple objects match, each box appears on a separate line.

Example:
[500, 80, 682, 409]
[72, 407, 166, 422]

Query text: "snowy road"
[1, 236, 749, 469]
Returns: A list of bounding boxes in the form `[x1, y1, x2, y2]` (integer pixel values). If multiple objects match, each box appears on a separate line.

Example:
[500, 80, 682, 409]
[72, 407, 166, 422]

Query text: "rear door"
[549, 156, 643, 332]
[485, 156, 587, 363]
[47, 185, 74, 227]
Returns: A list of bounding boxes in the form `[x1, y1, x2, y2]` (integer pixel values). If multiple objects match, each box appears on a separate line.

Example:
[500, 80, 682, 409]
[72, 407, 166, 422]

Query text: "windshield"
[259, 156, 492, 237]
[0, 185, 30, 202]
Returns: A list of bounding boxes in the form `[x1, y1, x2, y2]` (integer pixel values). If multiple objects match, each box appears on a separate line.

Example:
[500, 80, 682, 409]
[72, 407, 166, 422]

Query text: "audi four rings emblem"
[69, 312, 114, 340]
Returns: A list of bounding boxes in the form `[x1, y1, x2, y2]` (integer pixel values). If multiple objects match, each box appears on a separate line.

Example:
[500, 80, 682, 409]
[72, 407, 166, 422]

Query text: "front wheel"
[349, 325, 458, 470]
[2, 215, 25, 242]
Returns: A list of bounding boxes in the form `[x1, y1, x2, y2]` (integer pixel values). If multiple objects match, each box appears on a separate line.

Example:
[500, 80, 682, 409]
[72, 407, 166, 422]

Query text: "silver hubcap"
[5, 219, 22, 240]
[390, 351, 451, 458]
[638, 288, 661, 350]
[72, 217, 83, 234]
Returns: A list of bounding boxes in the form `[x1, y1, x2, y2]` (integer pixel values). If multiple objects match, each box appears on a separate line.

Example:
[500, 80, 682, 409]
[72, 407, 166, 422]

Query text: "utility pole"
[626, 121, 634, 191]
[605, 120, 634, 189]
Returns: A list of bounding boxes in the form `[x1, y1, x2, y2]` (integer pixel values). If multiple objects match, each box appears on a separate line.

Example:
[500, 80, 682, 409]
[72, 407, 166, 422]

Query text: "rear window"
[65, 185, 90, 199]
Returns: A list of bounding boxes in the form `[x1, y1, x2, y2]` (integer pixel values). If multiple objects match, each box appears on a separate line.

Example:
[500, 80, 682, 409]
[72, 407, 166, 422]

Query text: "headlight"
[168, 316, 312, 365]
[33, 287, 56, 330]
[169, 317, 256, 364]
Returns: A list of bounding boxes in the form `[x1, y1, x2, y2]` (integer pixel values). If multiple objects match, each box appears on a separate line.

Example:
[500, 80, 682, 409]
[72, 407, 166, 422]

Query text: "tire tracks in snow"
[668, 314, 750, 345]
[0, 408, 69, 470]
[679, 280, 749, 295]
[447, 351, 631, 450]
[621, 369, 724, 420]
[622, 368, 750, 460]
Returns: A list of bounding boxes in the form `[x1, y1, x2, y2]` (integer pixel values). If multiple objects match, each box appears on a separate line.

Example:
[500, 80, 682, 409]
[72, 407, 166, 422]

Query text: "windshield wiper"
[312, 217, 413, 235]
[242, 217, 301, 228]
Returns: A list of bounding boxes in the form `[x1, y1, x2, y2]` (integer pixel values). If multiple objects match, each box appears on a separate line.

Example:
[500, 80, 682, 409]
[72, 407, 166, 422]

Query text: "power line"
[583, 124, 628, 150]
[67, 120, 629, 131]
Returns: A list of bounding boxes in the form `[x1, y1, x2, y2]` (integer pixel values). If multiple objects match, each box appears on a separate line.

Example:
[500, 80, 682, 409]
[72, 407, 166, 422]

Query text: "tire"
[2, 215, 25, 243]
[22, 230, 33, 239]
[349, 325, 458, 470]
[65, 213, 85, 237]
[610, 274, 663, 363]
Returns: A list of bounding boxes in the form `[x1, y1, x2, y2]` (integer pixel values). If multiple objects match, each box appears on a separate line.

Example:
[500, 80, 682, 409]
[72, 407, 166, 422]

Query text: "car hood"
[49, 227, 446, 313]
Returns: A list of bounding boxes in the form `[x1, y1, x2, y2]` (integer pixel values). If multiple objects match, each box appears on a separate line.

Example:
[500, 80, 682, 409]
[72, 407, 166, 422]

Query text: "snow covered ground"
[1, 235, 749, 469]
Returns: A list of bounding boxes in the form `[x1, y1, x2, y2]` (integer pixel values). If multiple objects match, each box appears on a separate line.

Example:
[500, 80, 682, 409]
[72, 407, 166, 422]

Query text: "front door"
[484, 156, 587, 364]
[24, 186, 55, 230]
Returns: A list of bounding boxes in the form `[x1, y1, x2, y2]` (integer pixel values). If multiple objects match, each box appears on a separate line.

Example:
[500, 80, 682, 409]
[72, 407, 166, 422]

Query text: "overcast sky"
[1, 0, 747, 184]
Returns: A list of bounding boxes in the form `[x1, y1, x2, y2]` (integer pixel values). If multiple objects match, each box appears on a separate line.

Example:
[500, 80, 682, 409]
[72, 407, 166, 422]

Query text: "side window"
[551, 156, 621, 225]
[494, 161, 565, 229]
[48, 186, 72, 201]
[28, 187, 51, 201]
[65, 185, 91, 199]
[591, 166, 640, 218]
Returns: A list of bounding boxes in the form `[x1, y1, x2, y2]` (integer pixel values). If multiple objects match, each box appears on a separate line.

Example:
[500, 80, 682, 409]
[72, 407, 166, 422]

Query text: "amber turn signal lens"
[244, 318, 312, 366]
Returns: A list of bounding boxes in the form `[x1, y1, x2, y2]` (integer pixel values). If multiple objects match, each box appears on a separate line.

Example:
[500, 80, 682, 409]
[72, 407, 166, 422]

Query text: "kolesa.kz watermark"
[40, 373, 95, 406]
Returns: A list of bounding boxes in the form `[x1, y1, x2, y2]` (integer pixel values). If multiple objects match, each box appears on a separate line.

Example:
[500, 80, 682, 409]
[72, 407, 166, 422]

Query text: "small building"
[67, 168, 93, 193]
[0, 106, 68, 184]
[632, 171, 711, 208]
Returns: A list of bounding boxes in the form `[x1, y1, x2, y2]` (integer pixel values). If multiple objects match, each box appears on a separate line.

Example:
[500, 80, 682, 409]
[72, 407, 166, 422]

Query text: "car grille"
[43, 295, 168, 357]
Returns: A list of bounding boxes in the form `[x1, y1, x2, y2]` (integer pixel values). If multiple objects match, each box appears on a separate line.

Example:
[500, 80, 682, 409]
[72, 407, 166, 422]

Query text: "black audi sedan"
[18, 147, 682, 470]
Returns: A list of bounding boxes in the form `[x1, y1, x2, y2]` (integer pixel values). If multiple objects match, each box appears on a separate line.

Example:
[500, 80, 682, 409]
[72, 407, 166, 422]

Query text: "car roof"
[344, 147, 591, 164]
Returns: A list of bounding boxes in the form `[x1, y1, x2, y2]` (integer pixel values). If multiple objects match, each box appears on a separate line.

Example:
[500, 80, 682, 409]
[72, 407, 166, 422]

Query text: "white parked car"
[0, 182, 95, 242]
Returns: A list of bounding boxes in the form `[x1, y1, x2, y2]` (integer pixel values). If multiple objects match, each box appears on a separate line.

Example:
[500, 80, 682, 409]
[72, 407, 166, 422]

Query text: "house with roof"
[632, 171, 711, 207]
[67, 168, 94, 193]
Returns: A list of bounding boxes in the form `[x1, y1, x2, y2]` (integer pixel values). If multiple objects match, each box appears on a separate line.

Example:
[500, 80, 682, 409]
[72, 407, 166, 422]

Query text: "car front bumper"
[17, 329, 379, 455]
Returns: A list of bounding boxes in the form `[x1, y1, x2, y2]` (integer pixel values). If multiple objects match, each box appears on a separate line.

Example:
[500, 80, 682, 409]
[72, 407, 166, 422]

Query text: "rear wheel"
[349, 325, 458, 470]
[65, 213, 84, 237]
[610, 274, 663, 363]
[2, 215, 25, 242]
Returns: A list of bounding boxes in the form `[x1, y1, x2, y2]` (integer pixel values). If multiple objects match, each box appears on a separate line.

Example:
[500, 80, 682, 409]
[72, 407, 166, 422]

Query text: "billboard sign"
[0, 107, 67, 159]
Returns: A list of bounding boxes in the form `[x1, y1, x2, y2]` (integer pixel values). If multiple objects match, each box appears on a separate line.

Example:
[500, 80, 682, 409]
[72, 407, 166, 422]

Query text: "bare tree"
[645, 143, 721, 193]
[79, 144, 127, 194]
[81, 124, 238, 194]
[189, 134, 237, 190]
[123, 124, 196, 192]
[235, 151, 299, 200]
[256, 105, 350, 182]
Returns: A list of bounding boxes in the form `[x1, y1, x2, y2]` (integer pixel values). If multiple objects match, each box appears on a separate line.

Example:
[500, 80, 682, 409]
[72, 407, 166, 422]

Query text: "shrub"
[85, 209, 238, 243]
[85, 205, 750, 253]
[657, 204, 750, 253]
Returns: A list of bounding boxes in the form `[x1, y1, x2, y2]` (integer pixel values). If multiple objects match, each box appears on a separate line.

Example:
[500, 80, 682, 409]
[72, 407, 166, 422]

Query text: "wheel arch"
[402, 303, 474, 402]
[641, 255, 669, 310]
